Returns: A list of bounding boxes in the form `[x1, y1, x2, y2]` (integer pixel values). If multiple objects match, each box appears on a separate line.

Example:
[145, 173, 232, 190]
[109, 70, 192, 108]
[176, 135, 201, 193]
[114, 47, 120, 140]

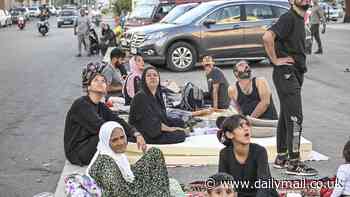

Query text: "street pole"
[345, 0, 350, 22]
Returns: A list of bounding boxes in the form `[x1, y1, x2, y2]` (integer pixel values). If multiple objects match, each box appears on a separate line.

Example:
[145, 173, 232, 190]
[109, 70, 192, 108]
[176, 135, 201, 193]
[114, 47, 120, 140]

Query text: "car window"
[158, 4, 174, 15]
[245, 4, 273, 21]
[271, 6, 288, 18]
[161, 4, 192, 23]
[206, 5, 240, 24]
[174, 3, 215, 24]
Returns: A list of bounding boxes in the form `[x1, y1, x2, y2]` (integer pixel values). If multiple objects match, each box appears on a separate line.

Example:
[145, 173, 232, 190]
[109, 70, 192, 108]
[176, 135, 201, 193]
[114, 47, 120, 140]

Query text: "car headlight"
[57, 18, 63, 21]
[145, 32, 166, 40]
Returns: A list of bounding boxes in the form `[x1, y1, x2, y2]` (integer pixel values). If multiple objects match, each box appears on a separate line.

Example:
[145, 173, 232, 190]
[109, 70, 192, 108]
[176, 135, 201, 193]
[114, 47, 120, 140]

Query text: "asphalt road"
[0, 17, 349, 196]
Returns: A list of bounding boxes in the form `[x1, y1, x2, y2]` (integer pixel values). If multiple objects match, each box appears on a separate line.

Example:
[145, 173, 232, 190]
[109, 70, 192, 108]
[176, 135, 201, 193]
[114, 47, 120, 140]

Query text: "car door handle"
[232, 24, 241, 29]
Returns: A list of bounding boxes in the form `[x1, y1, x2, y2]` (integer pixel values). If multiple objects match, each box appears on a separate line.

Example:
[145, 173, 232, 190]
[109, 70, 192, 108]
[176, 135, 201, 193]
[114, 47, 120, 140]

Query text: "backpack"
[82, 62, 108, 90]
[177, 82, 204, 111]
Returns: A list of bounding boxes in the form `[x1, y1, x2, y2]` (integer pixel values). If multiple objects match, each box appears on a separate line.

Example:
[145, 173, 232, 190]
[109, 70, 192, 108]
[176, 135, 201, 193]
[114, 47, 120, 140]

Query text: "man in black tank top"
[228, 61, 277, 120]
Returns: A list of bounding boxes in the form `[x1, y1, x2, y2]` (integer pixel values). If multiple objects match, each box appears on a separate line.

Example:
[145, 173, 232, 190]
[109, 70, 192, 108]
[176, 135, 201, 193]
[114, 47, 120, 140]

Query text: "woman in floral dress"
[87, 121, 170, 197]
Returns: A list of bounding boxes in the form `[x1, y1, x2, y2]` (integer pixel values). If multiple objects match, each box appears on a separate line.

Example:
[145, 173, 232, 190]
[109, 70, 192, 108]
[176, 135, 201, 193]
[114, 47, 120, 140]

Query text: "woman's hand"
[135, 135, 147, 153]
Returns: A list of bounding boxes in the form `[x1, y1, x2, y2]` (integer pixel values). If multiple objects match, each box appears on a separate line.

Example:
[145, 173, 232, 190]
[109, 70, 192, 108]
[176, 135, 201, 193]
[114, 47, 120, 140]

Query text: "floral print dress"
[89, 147, 170, 197]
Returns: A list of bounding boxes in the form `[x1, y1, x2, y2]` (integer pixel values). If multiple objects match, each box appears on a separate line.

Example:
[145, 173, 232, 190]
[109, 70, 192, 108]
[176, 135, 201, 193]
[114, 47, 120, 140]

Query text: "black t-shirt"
[219, 143, 272, 197]
[206, 67, 230, 109]
[269, 9, 307, 73]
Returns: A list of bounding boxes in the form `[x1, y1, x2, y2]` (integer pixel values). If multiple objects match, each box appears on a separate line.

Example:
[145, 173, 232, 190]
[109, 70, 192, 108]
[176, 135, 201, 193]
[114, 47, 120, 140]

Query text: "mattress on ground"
[126, 135, 312, 165]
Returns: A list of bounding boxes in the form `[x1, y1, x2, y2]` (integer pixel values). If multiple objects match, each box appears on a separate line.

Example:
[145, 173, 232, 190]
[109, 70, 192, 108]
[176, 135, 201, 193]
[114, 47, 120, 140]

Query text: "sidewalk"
[326, 22, 350, 30]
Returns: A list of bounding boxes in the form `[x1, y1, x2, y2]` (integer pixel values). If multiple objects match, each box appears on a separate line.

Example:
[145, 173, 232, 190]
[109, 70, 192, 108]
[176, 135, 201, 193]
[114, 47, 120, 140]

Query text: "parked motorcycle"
[37, 20, 49, 36]
[17, 16, 25, 30]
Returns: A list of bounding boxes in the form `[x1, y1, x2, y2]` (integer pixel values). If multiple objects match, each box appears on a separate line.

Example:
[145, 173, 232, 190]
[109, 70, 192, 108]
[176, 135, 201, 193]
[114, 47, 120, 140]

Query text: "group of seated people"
[64, 47, 350, 196]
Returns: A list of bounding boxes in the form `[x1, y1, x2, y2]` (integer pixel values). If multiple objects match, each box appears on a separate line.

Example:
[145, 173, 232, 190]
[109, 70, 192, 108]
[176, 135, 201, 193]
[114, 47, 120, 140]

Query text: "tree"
[15, 0, 25, 5]
[112, 0, 131, 16]
[345, 0, 350, 22]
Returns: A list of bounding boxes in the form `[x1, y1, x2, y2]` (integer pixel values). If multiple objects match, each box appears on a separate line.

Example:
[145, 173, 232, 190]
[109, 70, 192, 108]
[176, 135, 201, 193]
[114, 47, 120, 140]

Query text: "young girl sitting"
[331, 139, 350, 197]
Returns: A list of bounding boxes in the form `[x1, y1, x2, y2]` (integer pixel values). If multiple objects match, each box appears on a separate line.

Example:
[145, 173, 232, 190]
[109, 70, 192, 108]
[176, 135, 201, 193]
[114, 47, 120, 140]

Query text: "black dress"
[64, 96, 137, 166]
[129, 90, 186, 144]
[219, 143, 277, 197]
[129, 68, 186, 144]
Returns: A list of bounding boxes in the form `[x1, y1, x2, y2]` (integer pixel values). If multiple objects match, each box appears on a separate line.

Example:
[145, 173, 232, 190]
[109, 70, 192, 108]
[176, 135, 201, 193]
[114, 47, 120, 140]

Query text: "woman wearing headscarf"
[216, 115, 278, 197]
[100, 23, 116, 56]
[123, 54, 144, 105]
[87, 121, 170, 197]
[129, 67, 187, 144]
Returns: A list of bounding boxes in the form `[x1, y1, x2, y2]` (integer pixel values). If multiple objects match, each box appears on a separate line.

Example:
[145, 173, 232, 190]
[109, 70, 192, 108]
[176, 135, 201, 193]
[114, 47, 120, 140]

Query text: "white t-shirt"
[331, 164, 350, 197]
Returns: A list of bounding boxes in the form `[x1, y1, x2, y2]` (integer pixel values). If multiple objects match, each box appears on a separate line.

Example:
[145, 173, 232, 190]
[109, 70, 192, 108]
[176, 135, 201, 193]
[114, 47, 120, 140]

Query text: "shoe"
[314, 50, 323, 54]
[273, 154, 289, 169]
[76, 54, 82, 57]
[285, 161, 318, 176]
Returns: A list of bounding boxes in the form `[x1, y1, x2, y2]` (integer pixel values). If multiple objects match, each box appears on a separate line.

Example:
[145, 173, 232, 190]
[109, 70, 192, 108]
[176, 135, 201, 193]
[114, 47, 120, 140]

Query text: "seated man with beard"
[228, 61, 277, 120]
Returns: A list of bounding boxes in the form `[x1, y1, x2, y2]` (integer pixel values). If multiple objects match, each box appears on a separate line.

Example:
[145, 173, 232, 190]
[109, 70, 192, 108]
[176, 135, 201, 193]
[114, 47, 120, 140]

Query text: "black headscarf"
[141, 66, 166, 112]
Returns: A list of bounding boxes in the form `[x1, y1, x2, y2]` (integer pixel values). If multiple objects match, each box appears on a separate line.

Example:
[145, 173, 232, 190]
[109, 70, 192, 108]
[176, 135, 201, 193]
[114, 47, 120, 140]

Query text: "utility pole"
[345, 0, 350, 22]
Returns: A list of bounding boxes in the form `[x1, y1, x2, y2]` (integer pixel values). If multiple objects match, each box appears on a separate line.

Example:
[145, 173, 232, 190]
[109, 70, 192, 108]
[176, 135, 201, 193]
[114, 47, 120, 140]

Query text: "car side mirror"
[203, 19, 216, 28]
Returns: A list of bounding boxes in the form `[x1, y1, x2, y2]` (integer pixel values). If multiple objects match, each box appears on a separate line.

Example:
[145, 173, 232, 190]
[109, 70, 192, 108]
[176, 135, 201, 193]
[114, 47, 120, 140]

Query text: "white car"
[0, 9, 7, 27]
[4, 10, 12, 25]
[28, 7, 40, 17]
[320, 2, 343, 21]
[48, 6, 58, 16]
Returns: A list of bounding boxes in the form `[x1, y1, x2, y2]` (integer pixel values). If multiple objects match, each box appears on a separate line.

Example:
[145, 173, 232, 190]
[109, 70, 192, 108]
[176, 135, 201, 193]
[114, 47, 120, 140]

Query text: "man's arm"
[263, 31, 278, 64]
[263, 30, 295, 66]
[102, 69, 123, 93]
[212, 83, 220, 109]
[74, 18, 78, 35]
[228, 85, 240, 112]
[250, 78, 271, 118]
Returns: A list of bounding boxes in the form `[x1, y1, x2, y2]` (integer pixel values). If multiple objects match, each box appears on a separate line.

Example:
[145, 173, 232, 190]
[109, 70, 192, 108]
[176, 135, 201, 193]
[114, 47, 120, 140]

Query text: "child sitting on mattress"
[216, 115, 278, 197]
[331, 139, 350, 197]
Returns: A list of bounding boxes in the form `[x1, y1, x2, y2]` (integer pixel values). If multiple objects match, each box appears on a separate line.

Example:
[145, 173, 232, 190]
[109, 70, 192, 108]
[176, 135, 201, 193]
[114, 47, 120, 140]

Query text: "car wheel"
[167, 41, 197, 72]
[57, 24, 61, 28]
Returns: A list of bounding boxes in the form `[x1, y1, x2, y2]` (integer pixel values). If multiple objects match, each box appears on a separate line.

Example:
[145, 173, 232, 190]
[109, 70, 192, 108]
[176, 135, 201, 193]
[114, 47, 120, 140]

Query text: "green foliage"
[101, 7, 110, 15]
[112, 0, 131, 16]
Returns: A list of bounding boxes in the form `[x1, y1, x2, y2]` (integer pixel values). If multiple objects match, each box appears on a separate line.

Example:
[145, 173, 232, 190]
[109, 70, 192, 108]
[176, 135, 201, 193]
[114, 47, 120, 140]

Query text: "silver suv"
[124, 0, 290, 72]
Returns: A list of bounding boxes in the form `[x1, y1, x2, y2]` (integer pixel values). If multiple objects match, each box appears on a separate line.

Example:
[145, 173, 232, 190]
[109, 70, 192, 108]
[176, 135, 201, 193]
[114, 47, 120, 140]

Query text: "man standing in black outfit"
[263, 0, 318, 176]
[64, 73, 146, 166]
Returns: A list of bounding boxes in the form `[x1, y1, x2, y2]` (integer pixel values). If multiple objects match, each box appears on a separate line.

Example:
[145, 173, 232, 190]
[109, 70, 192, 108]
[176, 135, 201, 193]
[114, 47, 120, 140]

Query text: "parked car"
[125, 0, 175, 30]
[56, 7, 62, 15]
[22, 7, 31, 20]
[57, 9, 78, 27]
[320, 2, 342, 21]
[48, 6, 58, 16]
[10, 8, 30, 22]
[4, 10, 12, 25]
[28, 7, 41, 17]
[0, 9, 7, 27]
[125, 0, 290, 71]
[122, 3, 199, 48]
